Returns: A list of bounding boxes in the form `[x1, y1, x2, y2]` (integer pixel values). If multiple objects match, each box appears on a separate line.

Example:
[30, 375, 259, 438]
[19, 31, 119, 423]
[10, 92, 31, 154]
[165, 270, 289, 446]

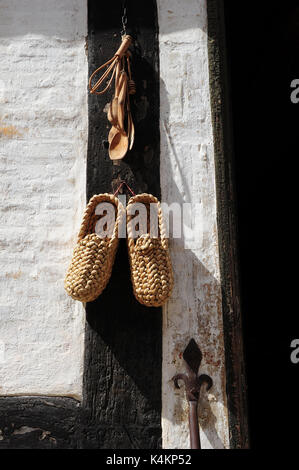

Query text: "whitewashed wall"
[0, 0, 87, 399]
[158, 0, 230, 449]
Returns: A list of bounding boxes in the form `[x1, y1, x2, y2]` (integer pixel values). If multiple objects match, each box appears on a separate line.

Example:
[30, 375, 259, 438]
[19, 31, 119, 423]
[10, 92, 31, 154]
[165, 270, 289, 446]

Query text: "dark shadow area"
[224, 0, 299, 449]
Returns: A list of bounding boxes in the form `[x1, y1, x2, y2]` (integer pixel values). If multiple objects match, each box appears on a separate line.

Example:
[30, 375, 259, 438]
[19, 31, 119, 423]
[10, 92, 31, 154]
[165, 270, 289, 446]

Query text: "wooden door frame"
[207, 0, 249, 449]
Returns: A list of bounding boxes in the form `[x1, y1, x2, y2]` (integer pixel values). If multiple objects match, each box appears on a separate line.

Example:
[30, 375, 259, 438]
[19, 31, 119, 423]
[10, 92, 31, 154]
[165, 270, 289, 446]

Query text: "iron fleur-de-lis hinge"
[172, 338, 213, 449]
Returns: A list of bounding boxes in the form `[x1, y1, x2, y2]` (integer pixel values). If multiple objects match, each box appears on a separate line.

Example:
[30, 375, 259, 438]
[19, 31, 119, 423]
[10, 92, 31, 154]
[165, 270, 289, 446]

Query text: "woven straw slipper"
[64, 193, 124, 302]
[127, 193, 174, 307]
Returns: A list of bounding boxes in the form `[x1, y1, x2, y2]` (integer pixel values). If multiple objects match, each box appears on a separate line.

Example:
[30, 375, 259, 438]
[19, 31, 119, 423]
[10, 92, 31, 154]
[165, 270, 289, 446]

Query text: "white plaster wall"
[158, 0, 230, 448]
[0, 0, 87, 399]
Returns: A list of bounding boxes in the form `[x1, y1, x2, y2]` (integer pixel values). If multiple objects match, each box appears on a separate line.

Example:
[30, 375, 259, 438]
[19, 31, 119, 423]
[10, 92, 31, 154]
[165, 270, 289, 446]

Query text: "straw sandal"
[64, 193, 124, 303]
[127, 193, 174, 307]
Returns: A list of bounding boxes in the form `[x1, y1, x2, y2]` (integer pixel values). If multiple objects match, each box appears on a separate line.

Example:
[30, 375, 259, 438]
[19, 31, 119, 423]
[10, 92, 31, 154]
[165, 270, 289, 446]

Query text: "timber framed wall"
[0, 0, 249, 449]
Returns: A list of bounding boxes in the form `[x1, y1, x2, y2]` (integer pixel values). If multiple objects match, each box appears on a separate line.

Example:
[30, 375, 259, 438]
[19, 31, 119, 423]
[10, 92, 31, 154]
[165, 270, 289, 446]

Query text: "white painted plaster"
[0, 0, 87, 399]
[158, 0, 230, 448]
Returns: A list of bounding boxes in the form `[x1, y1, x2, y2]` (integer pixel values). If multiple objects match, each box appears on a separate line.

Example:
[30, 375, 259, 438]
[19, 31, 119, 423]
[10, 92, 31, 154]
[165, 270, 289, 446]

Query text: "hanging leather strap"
[89, 35, 132, 95]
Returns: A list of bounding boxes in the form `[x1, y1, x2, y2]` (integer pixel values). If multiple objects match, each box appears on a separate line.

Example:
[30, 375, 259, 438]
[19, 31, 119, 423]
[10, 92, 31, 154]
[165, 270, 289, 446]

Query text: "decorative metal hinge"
[172, 339, 213, 449]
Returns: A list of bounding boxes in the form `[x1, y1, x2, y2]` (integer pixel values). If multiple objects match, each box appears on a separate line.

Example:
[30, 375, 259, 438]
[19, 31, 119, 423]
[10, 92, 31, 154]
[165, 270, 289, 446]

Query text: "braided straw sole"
[64, 193, 124, 303]
[127, 194, 174, 307]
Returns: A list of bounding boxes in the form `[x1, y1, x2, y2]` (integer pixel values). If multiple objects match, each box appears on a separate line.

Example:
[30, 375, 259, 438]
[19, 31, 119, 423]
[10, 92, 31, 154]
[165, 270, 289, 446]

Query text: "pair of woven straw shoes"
[64, 193, 173, 307]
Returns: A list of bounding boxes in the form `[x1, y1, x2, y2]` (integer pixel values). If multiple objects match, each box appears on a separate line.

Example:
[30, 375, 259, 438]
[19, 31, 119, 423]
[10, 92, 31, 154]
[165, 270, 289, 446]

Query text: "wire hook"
[121, 2, 128, 38]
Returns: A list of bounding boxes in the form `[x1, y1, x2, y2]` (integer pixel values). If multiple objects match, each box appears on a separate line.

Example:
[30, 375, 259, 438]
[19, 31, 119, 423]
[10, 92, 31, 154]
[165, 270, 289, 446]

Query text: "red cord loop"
[113, 180, 136, 196]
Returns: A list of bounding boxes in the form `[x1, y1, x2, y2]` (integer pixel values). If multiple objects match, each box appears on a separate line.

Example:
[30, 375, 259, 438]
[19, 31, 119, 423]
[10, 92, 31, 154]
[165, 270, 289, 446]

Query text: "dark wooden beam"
[207, 0, 250, 449]
[0, 397, 79, 449]
[83, 0, 161, 449]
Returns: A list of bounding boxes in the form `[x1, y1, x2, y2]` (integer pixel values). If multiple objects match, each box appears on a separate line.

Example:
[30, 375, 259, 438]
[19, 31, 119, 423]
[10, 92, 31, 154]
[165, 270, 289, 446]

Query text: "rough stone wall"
[0, 0, 87, 398]
[157, 0, 230, 448]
